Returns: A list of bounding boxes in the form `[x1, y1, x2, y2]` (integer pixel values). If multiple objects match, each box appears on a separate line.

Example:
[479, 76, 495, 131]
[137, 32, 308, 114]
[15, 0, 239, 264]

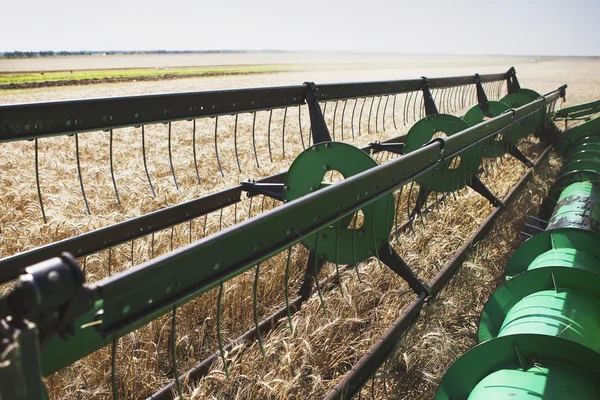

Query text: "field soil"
[0, 54, 598, 399]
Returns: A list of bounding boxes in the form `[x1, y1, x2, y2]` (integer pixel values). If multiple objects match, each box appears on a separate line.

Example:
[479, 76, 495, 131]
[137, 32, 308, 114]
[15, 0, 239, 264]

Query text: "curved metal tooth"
[167, 122, 179, 190]
[170, 305, 184, 398]
[392, 94, 398, 129]
[284, 246, 294, 333]
[214, 116, 224, 177]
[34, 138, 47, 223]
[233, 115, 241, 173]
[367, 96, 376, 134]
[358, 97, 367, 136]
[298, 105, 306, 150]
[253, 263, 266, 357]
[108, 130, 121, 204]
[375, 96, 383, 133]
[192, 119, 202, 185]
[108, 248, 113, 276]
[314, 235, 327, 313]
[412, 90, 420, 122]
[282, 107, 287, 158]
[340, 99, 347, 141]
[217, 283, 230, 377]
[75, 134, 91, 214]
[350, 210, 362, 282]
[351, 98, 358, 139]
[141, 125, 156, 197]
[382, 95, 390, 132]
[334, 227, 344, 296]
[252, 112, 260, 168]
[111, 336, 119, 400]
[403, 92, 412, 125]
[267, 109, 273, 163]
[332, 101, 339, 141]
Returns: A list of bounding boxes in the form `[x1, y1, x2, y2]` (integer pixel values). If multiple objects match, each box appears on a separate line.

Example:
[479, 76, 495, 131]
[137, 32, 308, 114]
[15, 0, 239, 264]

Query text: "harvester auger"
[0, 67, 568, 399]
[436, 99, 600, 399]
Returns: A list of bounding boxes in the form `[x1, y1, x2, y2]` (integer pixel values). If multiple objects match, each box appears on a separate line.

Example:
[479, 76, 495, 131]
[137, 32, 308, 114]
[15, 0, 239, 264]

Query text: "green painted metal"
[462, 101, 512, 158]
[435, 334, 600, 400]
[283, 142, 394, 264]
[500, 89, 541, 108]
[436, 105, 600, 399]
[468, 363, 600, 400]
[403, 114, 479, 192]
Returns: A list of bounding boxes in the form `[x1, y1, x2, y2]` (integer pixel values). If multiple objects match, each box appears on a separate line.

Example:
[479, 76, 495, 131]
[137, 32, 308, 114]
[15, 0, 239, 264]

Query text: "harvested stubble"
[0, 81, 544, 398]
[0, 94, 477, 399]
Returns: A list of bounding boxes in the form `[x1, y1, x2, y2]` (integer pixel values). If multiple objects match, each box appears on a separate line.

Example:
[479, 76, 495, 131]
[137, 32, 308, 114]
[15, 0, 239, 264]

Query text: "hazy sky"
[3, 0, 599, 56]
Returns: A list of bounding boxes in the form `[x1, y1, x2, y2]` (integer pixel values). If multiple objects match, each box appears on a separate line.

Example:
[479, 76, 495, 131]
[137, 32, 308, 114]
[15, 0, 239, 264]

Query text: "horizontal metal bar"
[0, 71, 511, 142]
[0, 86, 307, 142]
[0, 187, 242, 282]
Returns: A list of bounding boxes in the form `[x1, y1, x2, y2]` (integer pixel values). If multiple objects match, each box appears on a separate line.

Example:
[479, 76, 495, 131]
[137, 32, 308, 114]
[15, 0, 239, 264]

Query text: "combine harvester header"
[0, 67, 582, 399]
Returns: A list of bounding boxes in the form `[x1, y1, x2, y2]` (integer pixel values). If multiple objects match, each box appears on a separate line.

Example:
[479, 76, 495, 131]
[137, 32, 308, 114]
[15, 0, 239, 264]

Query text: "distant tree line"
[0, 50, 283, 59]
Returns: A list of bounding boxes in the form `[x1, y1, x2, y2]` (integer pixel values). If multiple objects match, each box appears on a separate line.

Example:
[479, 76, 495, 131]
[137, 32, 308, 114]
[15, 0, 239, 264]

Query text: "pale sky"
[2, 0, 599, 56]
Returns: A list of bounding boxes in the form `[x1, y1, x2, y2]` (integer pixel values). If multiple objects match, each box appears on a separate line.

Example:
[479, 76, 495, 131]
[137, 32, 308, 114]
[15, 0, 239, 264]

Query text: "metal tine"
[375, 96, 383, 133]
[332, 100, 338, 141]
[382, 95, 390, 132]
[404, 91, 412, 125]
[368, 96, 376, 134]
[189, 219, 193, 243]
[167, 122, 179, 190]
[203, 214, 208, 237]
[314, 234, 327, 313]
[406, 181, 417, 234]
[358, 97, 367, 136]
[141, 125, 156, 197]
[445, 87, 452, 113]
[214, 116, 225, 177]
[191, 119, 202, 185]
[232, 115, 241, 173]
[419, 91, 425, 120]
[108, 247, 113, 276]
[351, 210, 362, 282]
[393, 186, 404, 244]
[75, 133, 91, 215]
[247, 197, 253, 220]
[108, 130, 121, 204]
[267, 109, 273, 163]
[284, 246, 294, 333]
[171, 305, 184, 398]
[351, 98, 358, 139]
[253, 263, 267, 357]
[217, 282, 230, 377]
[341, 99, 347, 141]
[412, 90, 419, 123]
[131, 240, 135, 267]
[111, 336, 119, 400]
[392, 94, 398, 129]
[252, 112, 261, 168]
[219, 208, 223, 231]
[439, 88, 446, 114]
[334, 224, 344, 296]
[34, 138, 47, 223]
[282, 107, 287, 158]
[82, 256, 87, 278]
[298, 105, 306, 150]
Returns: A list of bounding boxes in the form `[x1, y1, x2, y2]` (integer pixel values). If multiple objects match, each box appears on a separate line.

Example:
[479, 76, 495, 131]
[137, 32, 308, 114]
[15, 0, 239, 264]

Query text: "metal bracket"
[506, 67, 521, 94]
[468, 176, 503, 207]
[241, 181, 285, 201]
[369, 142, 404, 155]
[506, 144, 534, 168]
[378, 247, 430, 295]
[303, 82, 332, 144]
[420, 77, 439, 116]
[475, 73, 490, 114]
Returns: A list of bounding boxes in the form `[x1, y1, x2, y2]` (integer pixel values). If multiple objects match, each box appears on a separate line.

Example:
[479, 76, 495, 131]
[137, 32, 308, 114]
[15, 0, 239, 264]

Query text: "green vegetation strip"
[0, 65, 299, 88]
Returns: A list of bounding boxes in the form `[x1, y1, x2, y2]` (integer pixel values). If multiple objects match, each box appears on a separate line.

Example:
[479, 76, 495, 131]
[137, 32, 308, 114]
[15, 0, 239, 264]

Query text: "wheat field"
[0, 54, 598, 399]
